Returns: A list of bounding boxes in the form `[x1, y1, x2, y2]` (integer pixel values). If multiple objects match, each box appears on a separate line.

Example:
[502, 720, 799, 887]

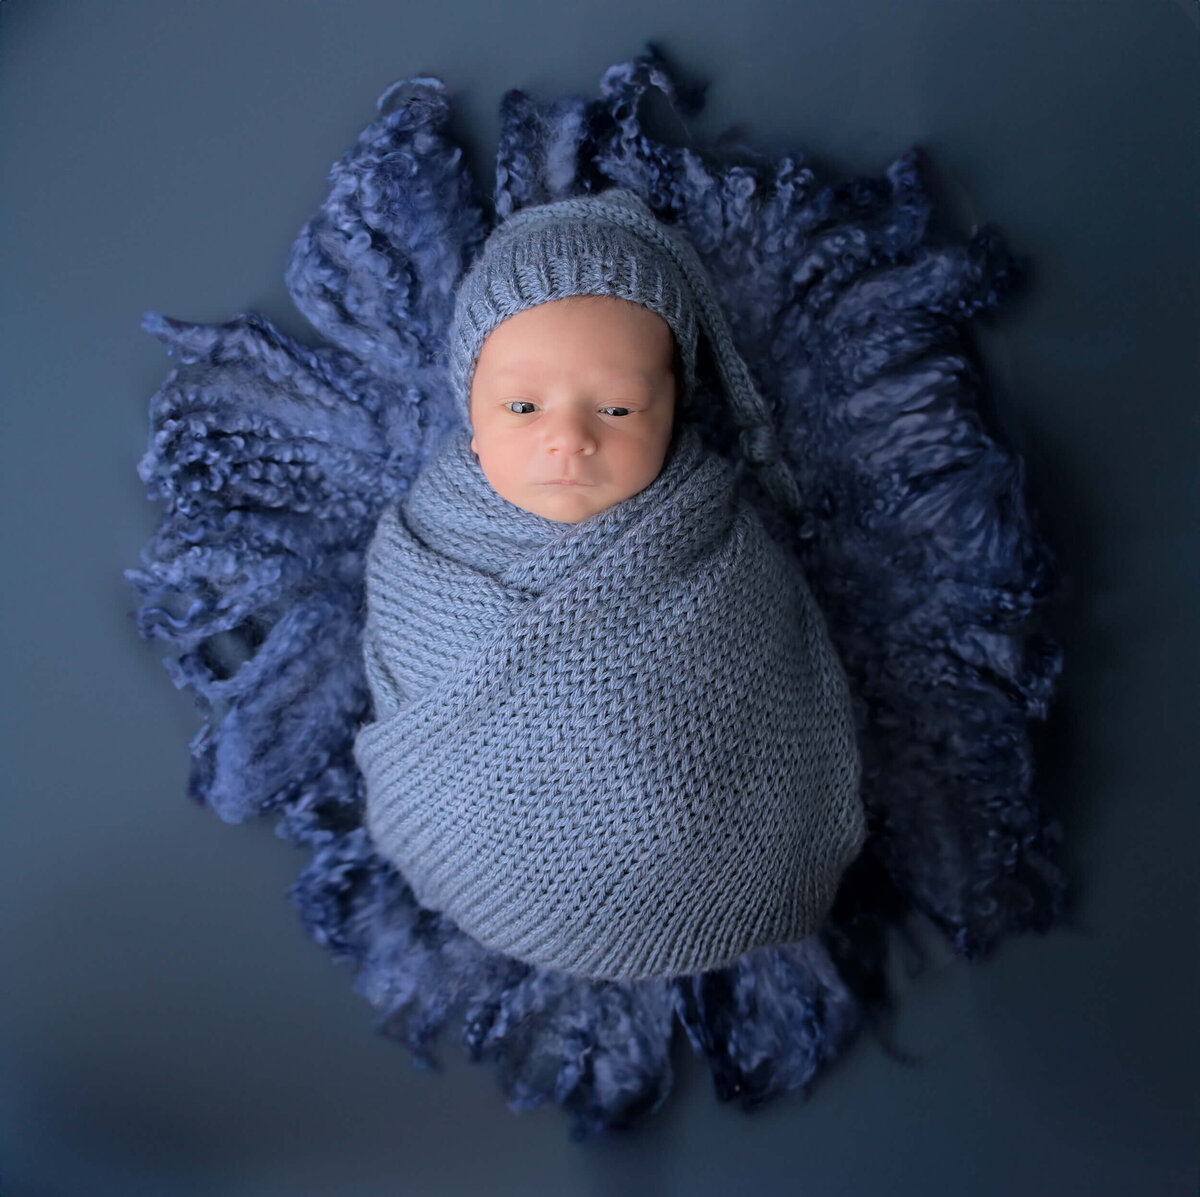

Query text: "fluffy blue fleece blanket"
[127, 48, 1066, 1135]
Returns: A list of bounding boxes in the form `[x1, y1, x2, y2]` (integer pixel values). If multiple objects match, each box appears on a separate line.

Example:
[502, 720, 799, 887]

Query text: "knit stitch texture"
[354, 421, 866, 979]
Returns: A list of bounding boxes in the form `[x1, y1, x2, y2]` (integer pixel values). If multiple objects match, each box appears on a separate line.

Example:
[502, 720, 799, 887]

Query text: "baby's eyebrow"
[488, 364, 665, 387]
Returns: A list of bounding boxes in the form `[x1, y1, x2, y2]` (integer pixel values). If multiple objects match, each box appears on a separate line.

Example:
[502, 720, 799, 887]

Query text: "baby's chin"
[501, 482, 643, 525]
[511, 483, 627, 524]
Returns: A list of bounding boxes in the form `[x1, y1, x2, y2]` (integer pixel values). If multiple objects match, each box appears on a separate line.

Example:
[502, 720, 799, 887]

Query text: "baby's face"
[468, 296, 676, 523]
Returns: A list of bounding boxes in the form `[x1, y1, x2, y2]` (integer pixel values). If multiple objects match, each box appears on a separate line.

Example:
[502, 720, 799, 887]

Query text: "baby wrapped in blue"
[353, 189, 868, 979]
[126, 57, 1068, 1127]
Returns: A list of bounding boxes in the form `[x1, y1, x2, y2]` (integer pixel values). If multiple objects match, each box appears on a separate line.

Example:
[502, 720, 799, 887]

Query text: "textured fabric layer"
[354, 423, 866, 979]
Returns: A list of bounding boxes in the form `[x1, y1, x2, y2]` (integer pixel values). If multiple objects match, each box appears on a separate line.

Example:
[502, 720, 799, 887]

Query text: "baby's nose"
[544, 412, 597, 454]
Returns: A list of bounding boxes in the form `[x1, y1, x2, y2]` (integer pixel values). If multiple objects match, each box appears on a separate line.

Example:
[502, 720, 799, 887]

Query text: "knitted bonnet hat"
[448, 189, 802, 517]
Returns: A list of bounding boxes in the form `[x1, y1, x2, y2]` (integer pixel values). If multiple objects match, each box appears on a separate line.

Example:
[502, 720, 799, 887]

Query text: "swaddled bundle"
[353, 190, 866, 980]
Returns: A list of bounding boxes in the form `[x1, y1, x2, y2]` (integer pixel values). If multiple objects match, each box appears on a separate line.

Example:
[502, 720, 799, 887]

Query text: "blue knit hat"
[448, 189, 803, 518]
[450, 190, 697, 416]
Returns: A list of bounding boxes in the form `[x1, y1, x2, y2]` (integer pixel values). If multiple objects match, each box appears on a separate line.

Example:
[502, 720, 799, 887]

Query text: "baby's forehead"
[474, 298, 676, 380]
[483, 359, 664, 387]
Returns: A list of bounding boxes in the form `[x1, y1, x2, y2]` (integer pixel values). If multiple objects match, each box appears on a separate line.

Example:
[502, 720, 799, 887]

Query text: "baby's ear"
[470, 435, 478, 455]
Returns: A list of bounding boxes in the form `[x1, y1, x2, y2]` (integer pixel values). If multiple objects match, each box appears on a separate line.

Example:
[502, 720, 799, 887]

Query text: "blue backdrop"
[1, 2, 1196, 1194]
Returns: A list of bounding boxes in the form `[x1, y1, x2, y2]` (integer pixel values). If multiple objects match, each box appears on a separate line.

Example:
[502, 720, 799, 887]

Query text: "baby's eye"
[600, 406, 631, 417]
[505, 401, 536, 415]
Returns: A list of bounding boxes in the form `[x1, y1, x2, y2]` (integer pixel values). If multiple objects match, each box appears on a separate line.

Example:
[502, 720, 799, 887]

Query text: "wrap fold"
[354, 421, 866, 980]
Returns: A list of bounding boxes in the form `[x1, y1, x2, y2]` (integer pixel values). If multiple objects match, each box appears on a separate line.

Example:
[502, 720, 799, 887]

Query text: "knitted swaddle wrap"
[353, 421, 867, 980]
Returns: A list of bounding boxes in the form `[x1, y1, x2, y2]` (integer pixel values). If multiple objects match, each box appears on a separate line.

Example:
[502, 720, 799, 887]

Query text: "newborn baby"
[468, 294, 677, 524]
[353, 189, 866, 981]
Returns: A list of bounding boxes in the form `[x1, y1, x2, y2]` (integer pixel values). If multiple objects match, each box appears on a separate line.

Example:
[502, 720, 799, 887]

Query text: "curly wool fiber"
[128, 49, 1065, 1135]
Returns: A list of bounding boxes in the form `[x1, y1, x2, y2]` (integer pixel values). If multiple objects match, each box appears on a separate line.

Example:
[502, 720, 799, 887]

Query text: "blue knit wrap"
[353, 419, 867, 979]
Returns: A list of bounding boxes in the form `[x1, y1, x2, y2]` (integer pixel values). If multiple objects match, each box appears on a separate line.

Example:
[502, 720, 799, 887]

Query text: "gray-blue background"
[2, 2, 1196, 1194]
